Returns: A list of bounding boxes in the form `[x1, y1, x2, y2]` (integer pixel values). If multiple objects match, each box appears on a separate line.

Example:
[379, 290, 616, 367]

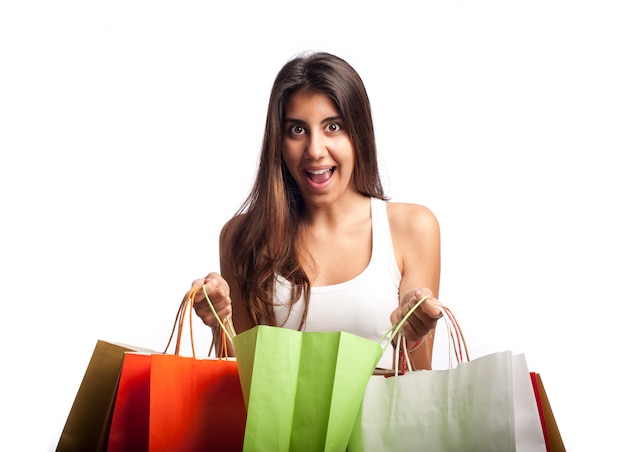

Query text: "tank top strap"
[370, 197, 402, 284]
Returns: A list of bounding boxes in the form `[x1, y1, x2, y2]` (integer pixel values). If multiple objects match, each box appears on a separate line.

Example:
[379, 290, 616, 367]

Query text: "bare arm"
[191, 215, 255, 356]
[218, 215, 256, 335]
[387, 202, 442, 370]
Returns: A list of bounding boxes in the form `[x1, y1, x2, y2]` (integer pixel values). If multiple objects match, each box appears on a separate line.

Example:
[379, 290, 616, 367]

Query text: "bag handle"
[196, 283, 469, 368]
[440, 306, 469, 367]
[384, 301, 470, 375]
[379, 296, 432, 353]
[201, 284, 237, 344]
[374, 296, 433, 376]
[163, 285, 235, 359]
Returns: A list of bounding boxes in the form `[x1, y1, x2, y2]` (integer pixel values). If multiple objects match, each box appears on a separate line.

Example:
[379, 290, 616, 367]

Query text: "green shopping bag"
[234, 325, 383, 452]
[201, 285, 385, 452]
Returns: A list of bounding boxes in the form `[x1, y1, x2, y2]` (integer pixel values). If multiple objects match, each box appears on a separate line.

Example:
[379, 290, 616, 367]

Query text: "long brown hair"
[229, 52, 387, 327]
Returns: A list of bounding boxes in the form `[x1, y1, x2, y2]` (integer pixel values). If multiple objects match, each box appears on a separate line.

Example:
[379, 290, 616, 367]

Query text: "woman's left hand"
[391, 288, 443, 342]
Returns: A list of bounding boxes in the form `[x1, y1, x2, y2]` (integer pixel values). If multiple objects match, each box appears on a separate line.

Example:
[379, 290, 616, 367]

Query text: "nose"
[304, 130, 327, 160]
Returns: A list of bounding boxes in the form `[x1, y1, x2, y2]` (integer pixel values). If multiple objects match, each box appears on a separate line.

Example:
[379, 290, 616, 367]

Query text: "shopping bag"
[530, 373, 566, 452]
[56, 340, 156, 452]
[107, 287, 247, 452]
[235, 326, 383, 451]
[201, 284, 385, 452]
[513, 356, 549, 451]
[348, 304, 548, 452]
[106, 352, 152, 452]
[148, 352, 245, 451]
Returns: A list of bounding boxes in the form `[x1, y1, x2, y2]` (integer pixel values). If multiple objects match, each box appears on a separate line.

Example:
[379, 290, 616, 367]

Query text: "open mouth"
[305, 166, 336, 184]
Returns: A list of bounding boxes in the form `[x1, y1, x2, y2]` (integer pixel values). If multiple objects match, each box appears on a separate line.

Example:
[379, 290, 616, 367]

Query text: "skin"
[192, 91, 442, 369]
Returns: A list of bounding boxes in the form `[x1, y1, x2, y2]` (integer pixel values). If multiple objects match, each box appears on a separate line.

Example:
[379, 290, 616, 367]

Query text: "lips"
[305, 166, 335, 184]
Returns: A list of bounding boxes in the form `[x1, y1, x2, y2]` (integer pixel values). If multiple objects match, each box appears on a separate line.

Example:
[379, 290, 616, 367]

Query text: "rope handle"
[379, 296, 432, 354]
[163, 286, 197, 357]
[386, 300, 470, 375]
[170, 284, 469, 370]
[202, 284, 236, 343]
[162, 285, 235, 359]
[440, 306, 469, 367]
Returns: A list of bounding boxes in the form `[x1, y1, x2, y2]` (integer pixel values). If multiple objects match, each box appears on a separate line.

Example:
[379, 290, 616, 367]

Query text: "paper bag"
[56, 340, 155, 452]
[530, 372, 566, 452]
[107, 286, 246, 452]
[349, 305, 547, 451]
[234, 325, 383, 452]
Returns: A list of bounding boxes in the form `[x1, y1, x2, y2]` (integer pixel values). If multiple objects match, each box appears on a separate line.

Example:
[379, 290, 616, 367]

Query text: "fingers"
[403, 289, 442, 318]
[191, 273, 227, 302]
[191, 277, 205, 289]
[393, 288, 443, 342]
[415, 289, 443, 320]
[396, 289, 440, 319]
[191, 273, 232, 328]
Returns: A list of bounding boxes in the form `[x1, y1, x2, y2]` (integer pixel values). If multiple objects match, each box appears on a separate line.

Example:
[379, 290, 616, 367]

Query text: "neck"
[301, 193, 371, 230]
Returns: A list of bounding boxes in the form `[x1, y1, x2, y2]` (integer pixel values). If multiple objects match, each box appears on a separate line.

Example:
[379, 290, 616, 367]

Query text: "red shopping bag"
[530, 372, 566, 452]
[107, 353, 151, 451]
[107, 288, 246, 452]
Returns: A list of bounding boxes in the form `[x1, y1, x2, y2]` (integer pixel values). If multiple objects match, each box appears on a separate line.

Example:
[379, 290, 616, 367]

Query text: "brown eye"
[289, 124, 305, 135]
[326, 122, 342, 133]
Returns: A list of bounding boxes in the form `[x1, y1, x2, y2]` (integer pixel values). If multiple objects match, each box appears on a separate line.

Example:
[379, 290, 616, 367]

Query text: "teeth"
[307, 168, 333, 175]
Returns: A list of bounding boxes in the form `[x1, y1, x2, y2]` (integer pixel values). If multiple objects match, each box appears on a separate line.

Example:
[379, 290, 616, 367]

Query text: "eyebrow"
[284, 115, 343, 124]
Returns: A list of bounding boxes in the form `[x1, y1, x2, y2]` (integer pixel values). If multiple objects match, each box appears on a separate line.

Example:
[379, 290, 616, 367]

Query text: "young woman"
[192, 52, 442, 370]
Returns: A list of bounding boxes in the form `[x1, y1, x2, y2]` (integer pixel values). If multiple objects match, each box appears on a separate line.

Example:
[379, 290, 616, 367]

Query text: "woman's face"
[281, 90, 357, 207]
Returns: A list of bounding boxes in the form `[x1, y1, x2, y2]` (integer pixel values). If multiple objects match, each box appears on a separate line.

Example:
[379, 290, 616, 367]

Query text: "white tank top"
[273, 197, 401, 368]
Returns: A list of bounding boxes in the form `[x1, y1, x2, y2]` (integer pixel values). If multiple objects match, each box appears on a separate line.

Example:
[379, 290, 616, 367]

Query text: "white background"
[1, 1, 624, 450]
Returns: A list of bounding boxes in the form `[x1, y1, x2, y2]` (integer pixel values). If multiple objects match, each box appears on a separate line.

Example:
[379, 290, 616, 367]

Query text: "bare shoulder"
[386, 202, 440, 237]
[386, 202, 441, 283]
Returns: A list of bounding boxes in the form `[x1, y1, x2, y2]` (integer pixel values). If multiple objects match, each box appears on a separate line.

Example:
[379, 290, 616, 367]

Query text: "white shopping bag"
[349, 305, 546, 452]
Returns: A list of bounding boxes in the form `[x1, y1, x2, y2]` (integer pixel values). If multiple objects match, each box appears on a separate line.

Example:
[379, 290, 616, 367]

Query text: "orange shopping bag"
[107, 288, 246, 452]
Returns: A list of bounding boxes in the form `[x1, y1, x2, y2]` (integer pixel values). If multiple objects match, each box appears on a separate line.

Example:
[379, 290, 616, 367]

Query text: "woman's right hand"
[191, 272, 233, 328]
